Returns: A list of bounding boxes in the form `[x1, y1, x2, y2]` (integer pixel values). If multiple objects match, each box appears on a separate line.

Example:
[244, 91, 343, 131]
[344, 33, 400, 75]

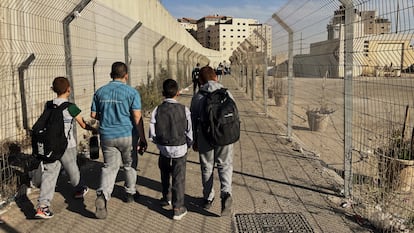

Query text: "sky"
[160, 0, 288, 24]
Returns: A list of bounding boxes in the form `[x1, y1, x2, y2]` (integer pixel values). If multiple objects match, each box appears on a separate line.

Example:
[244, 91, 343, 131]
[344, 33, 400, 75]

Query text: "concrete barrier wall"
[0, 0, 221, 147]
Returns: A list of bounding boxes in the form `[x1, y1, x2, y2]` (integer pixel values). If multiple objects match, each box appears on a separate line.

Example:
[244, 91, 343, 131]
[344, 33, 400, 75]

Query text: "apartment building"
[196, 15, 232, 48]
[177, 17, 198, 39]
[359, 10, 391, 35]
[327, 5, 391, 40]
[194, 16, 271, 63]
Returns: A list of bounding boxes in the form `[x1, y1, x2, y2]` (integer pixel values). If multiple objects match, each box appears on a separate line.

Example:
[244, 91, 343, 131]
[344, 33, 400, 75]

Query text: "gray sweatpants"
[38, 147, 82, 207]
[198, 132, 234, 201]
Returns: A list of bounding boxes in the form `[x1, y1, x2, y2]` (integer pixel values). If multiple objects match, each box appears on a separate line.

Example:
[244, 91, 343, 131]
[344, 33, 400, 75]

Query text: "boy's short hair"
[162, 79, 179, 98]
[110, 62, 128, 79]
[199, 66, 216, 84]
[52, 77, 70, 95]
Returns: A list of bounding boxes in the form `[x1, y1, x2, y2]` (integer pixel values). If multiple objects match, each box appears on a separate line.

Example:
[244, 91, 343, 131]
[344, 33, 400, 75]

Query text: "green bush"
[136, 64, 169, 114]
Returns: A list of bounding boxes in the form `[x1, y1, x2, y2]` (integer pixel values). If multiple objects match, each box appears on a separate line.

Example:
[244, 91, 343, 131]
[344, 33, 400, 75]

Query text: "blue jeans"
[97, 136, 137, 200]
[198, 132, 233, 201]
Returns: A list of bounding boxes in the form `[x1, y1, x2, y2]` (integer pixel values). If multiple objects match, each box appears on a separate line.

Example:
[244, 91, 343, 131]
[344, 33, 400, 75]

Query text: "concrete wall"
[98, 0, 222, 65]
[292, 34, 414, 78]
[0, 0, 221, 146]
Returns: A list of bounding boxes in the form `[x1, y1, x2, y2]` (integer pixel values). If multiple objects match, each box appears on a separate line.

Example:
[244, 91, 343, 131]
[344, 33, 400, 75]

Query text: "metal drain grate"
[235, 213, 314, 233]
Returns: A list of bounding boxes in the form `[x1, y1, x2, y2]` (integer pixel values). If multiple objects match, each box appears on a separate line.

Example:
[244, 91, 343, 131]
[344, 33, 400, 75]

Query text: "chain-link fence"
[231, 0, 414, 231]
[3, 0, 414, 231]
[0, 0, 220, 210]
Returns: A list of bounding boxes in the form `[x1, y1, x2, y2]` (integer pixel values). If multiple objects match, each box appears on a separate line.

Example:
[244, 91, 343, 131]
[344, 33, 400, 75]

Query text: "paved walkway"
[0, 76, 373, 233]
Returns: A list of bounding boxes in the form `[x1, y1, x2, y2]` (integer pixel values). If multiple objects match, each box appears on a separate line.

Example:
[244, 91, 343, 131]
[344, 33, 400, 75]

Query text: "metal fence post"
[153, 36, 166, 84]
[124, 22, 143, 85]
[176, 45, 185, 87]
[237, 48, 245, 88]
[92, 57, 97, 92]
[272, 13, 294, 139]
[63, 0, 92, 141]
[245, 39, 256, 101]
[18, 53, 35, 130]
[167, 42, 178, 79]
[254, 29, 268, 116]
[340, 0, 354, 198]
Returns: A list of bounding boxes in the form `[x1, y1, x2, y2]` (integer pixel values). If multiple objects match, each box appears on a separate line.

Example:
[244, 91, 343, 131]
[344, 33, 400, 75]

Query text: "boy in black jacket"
[149, 79, 193, 220]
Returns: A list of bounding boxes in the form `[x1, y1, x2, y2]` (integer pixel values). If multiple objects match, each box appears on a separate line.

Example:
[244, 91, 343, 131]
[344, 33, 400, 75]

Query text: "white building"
[293, 6, 413, 78]
[196, 16, 272, 64]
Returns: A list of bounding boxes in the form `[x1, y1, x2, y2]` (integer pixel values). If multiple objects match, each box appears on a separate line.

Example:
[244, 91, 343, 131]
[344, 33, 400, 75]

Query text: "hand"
[91, 128, 98, 135]
[192, 142, 198, 152]
[84, 122, 98, 134]
[138, 140, 148, 155]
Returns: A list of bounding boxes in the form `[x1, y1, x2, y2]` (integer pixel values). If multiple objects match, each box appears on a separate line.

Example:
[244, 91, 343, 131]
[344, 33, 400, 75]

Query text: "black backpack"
[201, 88, 240, 146]
[155, 102, 187, 146]
[31, 101, 72, 163]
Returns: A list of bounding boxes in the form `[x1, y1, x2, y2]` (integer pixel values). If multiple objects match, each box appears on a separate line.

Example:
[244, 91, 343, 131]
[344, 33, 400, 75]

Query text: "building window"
[237, 29, 240, 31]
[237, 23, 240, 25]
[231, 29, 234, 31]
[230, 35, 233, 38]
[243, 29, 246, 31]
[223, 48, 226, 50]
[223, 35, 226, 38]
[238, 35, 240, 38]
[243, 23, 246, 25]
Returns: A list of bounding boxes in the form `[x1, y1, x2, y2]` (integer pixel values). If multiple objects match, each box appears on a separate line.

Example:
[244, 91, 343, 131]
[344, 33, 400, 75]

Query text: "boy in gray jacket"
[190, 66, 235, 216]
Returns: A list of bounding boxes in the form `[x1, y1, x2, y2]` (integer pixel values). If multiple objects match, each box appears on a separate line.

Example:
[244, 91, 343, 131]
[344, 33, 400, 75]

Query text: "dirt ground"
[240, 74, 414, 224]
[248, 74, 414, 179]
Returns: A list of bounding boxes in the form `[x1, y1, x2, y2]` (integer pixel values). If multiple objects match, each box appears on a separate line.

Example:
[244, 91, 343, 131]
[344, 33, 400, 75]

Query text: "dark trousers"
[158, 154, 187, 209]
[193, 80, 199, 94]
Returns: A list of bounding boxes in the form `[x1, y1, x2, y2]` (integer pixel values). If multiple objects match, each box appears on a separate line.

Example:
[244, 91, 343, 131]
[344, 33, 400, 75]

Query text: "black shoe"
[125, 192, 140, 203]
[203, 198, 214, 209]
[95, 193, 107, 219]
[159, 197, 171, 207]
[221, 193, 232, 216]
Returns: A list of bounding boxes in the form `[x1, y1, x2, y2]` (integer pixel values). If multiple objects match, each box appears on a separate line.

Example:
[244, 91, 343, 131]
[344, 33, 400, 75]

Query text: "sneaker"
[74, 186, 89, 199]
[203, 198, 214, 209]
[95, 193, 107, 219]
[173, 207, 187, 220]
[159, 197, 171, 207]
[125, 191, 140, 203]
[35, 206, 54, 219]
[221, 193, 232, 216]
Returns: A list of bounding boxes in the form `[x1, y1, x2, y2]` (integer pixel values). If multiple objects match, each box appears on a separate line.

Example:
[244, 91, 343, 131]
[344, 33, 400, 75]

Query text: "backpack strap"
[53, 101, 74, 139]
[45, 101, 72, 110]
[199, 89, 209, 96]
[57, 102, 72, 110]
[200, 88, 227, 96]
